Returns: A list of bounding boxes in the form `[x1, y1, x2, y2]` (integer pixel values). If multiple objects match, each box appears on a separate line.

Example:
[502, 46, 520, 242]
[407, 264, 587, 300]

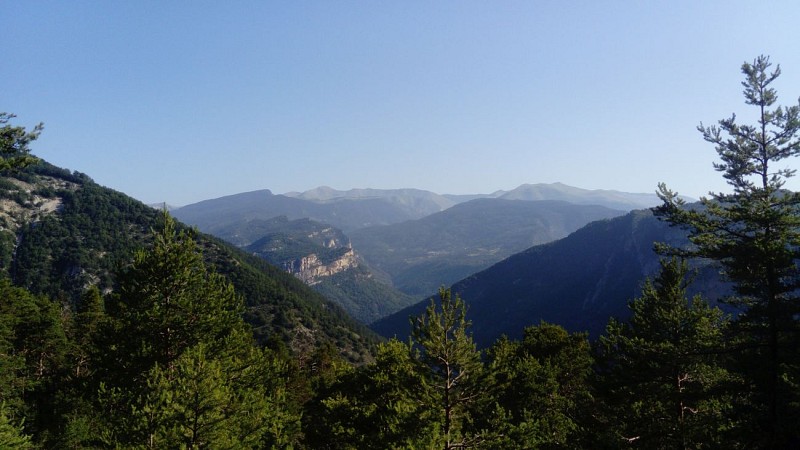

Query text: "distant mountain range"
[371, 208, 728, 348]
[173, 188, 453, 233]
[172, 183, 666, 323]
[349, 199, 626, 297]
[285, 186, 455, 211]
[173, 183, 664, 234]
[283, 183, 665, 211]
[497, 182, 663, 210]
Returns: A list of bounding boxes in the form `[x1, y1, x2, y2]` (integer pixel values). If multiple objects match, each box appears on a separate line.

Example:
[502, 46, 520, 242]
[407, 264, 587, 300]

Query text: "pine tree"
[0, 279, 67, 441]
[99, 212, 243, 386]
[487, 323, 593, 448]
[0, 113, 41, 172]
[0, 282, 26, 413]
[0, 403, 32, 449]
[596, 258, 733, 448]
[655, 55, 800, 446]
[411, 288, 488, 450]
[303, 339, 433, 449]
[128, 341, 286, 448]
[70, 285, 105, 379]
[88, 213, 298, 447]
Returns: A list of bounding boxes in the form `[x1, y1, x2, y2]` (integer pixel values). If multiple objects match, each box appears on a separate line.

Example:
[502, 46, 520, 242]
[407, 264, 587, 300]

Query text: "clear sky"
[4, 1, 800, 206]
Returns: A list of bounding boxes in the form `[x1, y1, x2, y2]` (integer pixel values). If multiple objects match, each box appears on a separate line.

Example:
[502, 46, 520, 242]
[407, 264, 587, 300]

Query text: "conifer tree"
[596, 258, 732, 448]
[0, 279, 67, 441]
[303, 339, 433, 449]
[88, 213, 297, 447]
[103, 213, 243, 384]
[128, 341, 287, 448]
[487, 323, 593, 448]
[655, 55, 800, 446]
[411, 288, 488, 450]
[0, 403, 32, 449]
[0, 281, 26, 414]
[70, 285, 105, 379]
[0, 113, 41, 172]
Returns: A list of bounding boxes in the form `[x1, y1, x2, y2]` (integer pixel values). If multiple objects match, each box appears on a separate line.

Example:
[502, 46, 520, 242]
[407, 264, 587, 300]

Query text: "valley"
[172, 183, 659, 323]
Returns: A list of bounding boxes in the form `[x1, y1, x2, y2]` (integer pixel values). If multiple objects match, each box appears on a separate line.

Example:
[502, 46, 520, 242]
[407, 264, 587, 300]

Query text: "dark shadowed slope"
[350, 199, 626, 297]
[372, 209, 725, 347]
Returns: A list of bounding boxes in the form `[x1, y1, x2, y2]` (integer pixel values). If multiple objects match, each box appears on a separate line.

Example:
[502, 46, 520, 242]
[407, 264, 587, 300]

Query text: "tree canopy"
[0, 113, 41, 172]
[656, 54, 800, 447]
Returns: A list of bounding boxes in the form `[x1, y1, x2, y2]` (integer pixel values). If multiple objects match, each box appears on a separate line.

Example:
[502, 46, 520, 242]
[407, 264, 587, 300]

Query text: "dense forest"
[2, 56, 800, 448]
[0, 161, 378, 364]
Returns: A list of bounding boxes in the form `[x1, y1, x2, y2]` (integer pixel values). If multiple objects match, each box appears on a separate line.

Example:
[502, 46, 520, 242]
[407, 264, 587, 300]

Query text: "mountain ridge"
[173, 182, 663, 231]
[349, 198, 626, 297]
[498, 182, 663, 210]
[371, 208, 727, 347]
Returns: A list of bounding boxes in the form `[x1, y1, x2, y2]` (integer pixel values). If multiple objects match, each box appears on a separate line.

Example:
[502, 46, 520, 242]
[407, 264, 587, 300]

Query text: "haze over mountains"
[173, 188, 448, 234]
[172, 183, 658, 306]
[349, 199, 624, 296]
[172, 183, 662, 323]
[173, 182, 663, 233]
[169, 180, 729, 351]
[372, 208, 727, 347]
[4, 159, 721, 356]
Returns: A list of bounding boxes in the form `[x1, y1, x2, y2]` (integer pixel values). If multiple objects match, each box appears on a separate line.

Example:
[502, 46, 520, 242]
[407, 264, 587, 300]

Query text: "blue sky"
[4, 1, 800, 206]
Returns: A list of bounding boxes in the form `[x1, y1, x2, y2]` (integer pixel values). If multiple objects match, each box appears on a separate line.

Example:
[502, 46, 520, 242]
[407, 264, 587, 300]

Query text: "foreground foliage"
[596, 258, 734, 448]
[0, 220, 780, 448]
[82, 214, 295, 447]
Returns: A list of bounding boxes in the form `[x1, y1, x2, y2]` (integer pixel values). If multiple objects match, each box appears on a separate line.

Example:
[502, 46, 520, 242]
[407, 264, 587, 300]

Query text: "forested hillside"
[176, 214, 417, 324]
[178, 192, 629, 321]
[0, 161, 378, 362]
[371, 208, 728, 346]
[0, 122, 380, 445]
[240, 216, 418, 324]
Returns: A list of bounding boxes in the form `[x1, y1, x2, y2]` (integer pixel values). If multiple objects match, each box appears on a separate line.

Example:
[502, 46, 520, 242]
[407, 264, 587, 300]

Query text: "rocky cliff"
[283, 246, 359, 285]
[239, 218, 417, 324]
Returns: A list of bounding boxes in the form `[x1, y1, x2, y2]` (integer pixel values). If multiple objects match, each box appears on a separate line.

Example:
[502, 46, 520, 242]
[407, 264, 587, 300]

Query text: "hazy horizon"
[165, 180, 666, 209]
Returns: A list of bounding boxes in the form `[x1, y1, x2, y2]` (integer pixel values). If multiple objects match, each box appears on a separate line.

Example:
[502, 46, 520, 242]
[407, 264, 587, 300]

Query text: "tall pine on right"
[655, 55, 800, 448]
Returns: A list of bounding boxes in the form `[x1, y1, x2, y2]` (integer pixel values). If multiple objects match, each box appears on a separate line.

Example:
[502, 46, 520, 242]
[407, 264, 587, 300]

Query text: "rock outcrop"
[283, 246, 358, 285]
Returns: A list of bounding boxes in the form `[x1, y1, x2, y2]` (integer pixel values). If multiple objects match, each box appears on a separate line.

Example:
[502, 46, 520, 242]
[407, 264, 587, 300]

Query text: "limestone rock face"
[0, 176, 73, 235]
[283, 246, 358, 285]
